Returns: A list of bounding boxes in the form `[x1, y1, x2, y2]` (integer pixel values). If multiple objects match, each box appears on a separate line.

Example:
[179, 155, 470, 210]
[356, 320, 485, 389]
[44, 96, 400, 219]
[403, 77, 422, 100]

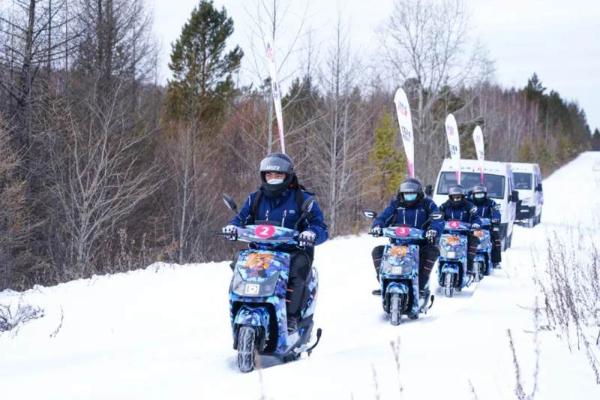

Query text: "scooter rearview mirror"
[362, 209, 377, 219]
[222, 193, 238, 213]
[301, 197, 315, 214]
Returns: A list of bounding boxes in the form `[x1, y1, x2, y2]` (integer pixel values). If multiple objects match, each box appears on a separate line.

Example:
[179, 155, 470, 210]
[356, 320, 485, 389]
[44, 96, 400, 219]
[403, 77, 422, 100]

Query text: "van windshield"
[437, 172, 505, 199]
[513, 172, 532, 190]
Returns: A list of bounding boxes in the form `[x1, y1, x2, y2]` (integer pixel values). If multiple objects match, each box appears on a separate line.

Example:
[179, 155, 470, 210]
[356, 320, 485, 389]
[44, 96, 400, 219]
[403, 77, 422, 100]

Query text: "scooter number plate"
[244, 283, 260, 295]
[391, 266, 403, 274]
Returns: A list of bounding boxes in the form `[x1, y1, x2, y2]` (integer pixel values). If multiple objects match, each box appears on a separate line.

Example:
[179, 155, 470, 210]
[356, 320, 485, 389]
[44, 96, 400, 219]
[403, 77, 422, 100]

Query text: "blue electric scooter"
[437, 220, 472, 297]
[364, 210, 434, 325]
[472, 217, 493, 280]
[222, 195, 322, 373]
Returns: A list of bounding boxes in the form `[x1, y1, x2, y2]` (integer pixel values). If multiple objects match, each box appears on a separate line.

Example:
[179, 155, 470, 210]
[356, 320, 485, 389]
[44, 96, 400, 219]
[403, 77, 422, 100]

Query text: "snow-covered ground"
[2, 152, 600, 399]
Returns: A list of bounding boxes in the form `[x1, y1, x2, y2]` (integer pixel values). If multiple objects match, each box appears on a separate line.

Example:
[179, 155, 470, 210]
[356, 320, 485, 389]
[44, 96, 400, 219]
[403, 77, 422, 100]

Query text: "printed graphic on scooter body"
[437, 220, 471, 297]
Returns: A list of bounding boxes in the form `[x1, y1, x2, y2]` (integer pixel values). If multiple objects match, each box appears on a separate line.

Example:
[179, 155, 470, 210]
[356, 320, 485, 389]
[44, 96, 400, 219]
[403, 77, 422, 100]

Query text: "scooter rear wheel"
[237, 326, 256, 373]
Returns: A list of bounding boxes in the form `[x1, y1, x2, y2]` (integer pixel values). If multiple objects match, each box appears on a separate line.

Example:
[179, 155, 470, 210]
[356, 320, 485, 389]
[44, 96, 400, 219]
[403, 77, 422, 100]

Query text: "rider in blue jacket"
[439, 185, 482, 279]
[222, 153, 328, 332]
[370, 178, 444, 315]
[469, 184, 502, 268]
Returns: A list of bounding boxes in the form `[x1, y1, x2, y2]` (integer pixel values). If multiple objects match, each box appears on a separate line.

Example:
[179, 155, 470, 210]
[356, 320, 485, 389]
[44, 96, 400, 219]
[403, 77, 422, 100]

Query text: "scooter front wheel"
[473, 262, 482, 282]
[390, 293, 402, 325]
[237, 326, 256, 373]
[444, 273, 454, 298]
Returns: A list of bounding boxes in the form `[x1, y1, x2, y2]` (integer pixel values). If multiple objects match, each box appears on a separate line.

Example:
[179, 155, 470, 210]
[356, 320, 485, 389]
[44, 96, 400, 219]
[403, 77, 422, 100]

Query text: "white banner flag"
[445, 114, 461, 184]
[393, 88, 415, 178]
[266, 44, 286, 154]
[472, 125, 485, 183]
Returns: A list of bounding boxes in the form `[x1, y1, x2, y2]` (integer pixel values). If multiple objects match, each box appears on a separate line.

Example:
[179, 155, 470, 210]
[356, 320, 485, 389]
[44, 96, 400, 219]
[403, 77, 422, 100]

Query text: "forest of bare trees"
[0, 0, 593, 290]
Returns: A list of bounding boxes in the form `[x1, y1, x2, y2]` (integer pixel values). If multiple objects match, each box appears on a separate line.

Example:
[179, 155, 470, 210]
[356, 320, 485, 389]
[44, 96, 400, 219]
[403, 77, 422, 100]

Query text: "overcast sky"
[146, 0, 600, 132]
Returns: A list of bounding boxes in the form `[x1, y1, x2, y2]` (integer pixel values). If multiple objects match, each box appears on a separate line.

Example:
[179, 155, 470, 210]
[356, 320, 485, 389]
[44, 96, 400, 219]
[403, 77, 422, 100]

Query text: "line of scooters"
[362, 209, 496, 325]
[220, 192, 500, 373]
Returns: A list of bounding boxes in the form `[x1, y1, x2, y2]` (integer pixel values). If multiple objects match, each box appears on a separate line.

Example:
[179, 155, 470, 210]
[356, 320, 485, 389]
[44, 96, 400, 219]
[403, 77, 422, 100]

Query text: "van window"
[437, 172, 506, 199]
[514, 173, 533, 190]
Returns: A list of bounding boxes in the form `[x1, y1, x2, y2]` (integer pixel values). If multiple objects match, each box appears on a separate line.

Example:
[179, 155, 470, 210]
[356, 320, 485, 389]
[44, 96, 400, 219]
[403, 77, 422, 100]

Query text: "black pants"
[491, 225, 502, 263]
[287, 249, 313, 318]
[230, 248, 312, 318]
[371, 244, 440, 291]
[462, 234, 479, 283]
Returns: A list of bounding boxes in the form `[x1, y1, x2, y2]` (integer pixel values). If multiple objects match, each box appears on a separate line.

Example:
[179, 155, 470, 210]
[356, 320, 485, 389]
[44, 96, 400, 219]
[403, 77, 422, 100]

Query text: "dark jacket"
[372, 197, 444, 235]
[439, 199, 482, 226]
[471, 198, 501, 224]
[229, 188, 328, 245]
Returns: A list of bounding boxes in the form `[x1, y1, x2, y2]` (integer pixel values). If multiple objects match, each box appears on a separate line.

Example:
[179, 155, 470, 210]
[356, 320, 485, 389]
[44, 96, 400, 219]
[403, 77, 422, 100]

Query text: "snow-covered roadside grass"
[534, 228, 600, 385]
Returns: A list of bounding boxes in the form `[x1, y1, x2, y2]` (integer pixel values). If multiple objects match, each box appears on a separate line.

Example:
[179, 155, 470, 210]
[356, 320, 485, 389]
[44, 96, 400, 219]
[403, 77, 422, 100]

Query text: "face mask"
[404, 193, 418, 202]
[474, 193, 485, 199]
[267, 177, 284, 185]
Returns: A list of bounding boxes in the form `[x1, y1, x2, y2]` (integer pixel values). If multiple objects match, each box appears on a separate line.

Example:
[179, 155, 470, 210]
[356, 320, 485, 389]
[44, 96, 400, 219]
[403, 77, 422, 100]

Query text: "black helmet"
[259, 153, 295, 197]
[471, 184, 487, 204]
[448, 184, 465, 205]
[397, 178, 423, 206]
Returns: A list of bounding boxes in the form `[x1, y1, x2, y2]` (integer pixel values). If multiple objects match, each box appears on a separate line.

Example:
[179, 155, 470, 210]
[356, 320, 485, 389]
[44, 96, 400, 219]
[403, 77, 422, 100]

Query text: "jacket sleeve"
[490, 200, 501, 223]
[304, 198, 329, 245]
[229, 193, 255, 227]
[438, 202, 448, 220]
[372, 199, 397, 228]
[426, 199, 444, 235]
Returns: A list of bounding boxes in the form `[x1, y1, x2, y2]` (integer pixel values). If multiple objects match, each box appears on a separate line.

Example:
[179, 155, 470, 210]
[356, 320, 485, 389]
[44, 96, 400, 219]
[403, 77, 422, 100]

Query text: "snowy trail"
[2, 153, 600, 399]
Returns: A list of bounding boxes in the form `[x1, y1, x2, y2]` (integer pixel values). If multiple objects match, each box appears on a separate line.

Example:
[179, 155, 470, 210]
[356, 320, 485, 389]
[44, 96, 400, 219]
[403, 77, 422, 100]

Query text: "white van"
[430, 159, 519, 251]
[510, 162, 543, 227]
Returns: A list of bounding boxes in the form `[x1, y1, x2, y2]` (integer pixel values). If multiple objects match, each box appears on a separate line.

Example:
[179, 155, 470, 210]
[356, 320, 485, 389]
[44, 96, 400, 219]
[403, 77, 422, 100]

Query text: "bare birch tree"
[380, 0, 493, 181]
[312, 15, 373, 235]
[243, 0, 312, 153]
[47, 85, 161, 276]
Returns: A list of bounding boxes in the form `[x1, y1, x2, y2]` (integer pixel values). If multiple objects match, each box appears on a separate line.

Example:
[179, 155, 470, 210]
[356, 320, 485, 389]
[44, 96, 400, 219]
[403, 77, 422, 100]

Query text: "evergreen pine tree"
[592, 128, 600, 151]
[525, 73, 546, 100]
[165, 0, 243, 122]
[518, 140, 534, 162]
[370, 111, 406, 203]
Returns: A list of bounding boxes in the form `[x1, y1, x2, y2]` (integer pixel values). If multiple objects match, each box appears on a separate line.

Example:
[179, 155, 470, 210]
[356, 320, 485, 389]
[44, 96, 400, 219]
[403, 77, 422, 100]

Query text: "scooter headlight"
[446, 251, 457, 259]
